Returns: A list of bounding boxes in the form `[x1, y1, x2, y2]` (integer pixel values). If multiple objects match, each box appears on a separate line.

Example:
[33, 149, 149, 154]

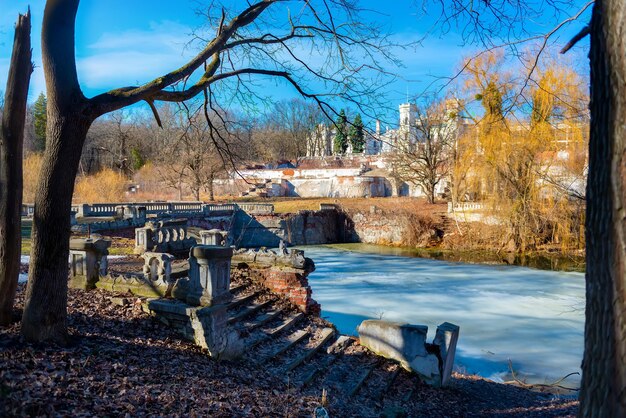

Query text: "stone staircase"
[224, 276, 426, 412]
[240, 179, 273, 198]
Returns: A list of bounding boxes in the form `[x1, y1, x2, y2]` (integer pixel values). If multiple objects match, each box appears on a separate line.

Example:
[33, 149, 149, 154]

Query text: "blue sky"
[0, 1, 591, 125]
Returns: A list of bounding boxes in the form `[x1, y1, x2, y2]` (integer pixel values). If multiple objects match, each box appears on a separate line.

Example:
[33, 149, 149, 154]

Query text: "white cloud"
[76, 20, 196, 93]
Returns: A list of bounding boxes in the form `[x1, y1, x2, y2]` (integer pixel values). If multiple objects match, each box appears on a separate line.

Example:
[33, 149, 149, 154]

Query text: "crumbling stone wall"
[232, 264, 321, 315]
[229, 209, 344, 248]
[346, 208, 441, 247]
[231, 248, 321, 315]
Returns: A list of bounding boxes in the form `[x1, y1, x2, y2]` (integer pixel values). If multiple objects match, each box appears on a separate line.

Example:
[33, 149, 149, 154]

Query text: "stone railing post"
[135, 206, 147, 224]
[199, 229, 229, 246]
[186, 245, 234, 306]
[134, 224, 155, 254]
[69, 238, 111, 290]
[75, 203, 90, 218]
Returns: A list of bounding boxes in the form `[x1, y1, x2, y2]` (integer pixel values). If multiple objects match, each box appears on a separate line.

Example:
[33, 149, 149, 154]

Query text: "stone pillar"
[134, 206, 147, 224]
[146, 299, 243, 360]
[69, 238, 111, 290]
[134, 225, 154, 254]
[433, 322, 460, 387]
[199, 229, 228, 246]
[186, 245, 233, 307]
[115, 204, 137, 220]
[75, 203, 90, 218]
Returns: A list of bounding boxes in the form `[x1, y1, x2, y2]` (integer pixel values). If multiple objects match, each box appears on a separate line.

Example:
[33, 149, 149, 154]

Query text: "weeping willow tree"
[453, 51, 588, 253]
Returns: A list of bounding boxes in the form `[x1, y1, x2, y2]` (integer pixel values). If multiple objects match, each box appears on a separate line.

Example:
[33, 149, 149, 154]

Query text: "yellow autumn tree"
[453, 51, 588, 253]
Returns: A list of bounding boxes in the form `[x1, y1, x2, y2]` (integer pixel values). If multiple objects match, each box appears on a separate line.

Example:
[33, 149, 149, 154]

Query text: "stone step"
[228, 300, 273, 325]
[245, 313, 305, 351]
[267, 313, 305, 337]
[260, 329, 310, 364]
[226, 291, 259, 310]
[246, 308, 284, 331]
[284, 328, 336, 373]
[229, 284, 247, 294]
[403, 382, 418, 402]
[375, 366, 400, 401]
[347, 363, 377, 397]
[296, 336, 352, 388]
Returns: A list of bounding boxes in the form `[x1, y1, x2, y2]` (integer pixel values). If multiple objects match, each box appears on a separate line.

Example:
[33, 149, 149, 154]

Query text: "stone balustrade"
[236, 203, 274, 215]
[447, 202, 485, 213]
[115, 205, 147, 223]
[146, 244, 242, 360]
[68, 238, 111, 290]
[134, 220, 196, 255]
[319, 203, 339, 211]
[202, 203, 237, 214]
[199, 229, 229, 246]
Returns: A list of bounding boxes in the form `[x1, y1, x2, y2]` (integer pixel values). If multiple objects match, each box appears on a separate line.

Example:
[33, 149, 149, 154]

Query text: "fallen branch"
[503, 359, 580, 392]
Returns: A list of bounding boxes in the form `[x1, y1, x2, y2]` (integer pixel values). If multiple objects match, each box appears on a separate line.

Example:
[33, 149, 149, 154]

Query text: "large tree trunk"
[21, 0, 94, 343]
[21, 115, 91, 342]
[579, 0, 626, 415]
[0, 10, 32, 325]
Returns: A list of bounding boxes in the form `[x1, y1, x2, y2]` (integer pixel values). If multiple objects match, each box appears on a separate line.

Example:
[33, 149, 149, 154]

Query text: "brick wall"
[232, 263, 321, 316]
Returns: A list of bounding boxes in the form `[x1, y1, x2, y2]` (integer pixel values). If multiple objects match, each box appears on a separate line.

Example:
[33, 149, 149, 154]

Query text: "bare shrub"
[73, 169, 127, 203]
[22, 153, 43, 203]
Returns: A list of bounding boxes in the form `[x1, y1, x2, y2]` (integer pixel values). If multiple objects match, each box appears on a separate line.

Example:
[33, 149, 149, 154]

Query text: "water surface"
[303, 244, 585, 387]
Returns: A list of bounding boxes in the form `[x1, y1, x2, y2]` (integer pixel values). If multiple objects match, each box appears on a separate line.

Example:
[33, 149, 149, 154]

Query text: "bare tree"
[155, 103, 232, 201]
[0, 10, 32, 325]
[250, 98, 324, 164]
[389, 99, 456, 203]
[22, 0, 396, 342]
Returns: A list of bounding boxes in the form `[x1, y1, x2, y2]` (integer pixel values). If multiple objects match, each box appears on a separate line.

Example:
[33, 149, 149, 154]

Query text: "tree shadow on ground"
[1, 285, 578, 417]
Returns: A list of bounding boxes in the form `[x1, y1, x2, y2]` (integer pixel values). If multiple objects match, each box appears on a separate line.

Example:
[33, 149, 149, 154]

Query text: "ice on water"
[304, 245, 585, 386]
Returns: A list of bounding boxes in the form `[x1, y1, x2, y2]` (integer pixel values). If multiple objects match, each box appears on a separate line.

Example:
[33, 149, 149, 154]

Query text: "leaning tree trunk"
[21, 0, 94, 343]
[0, 11, 32, 325]
[579, 0, 626, 416]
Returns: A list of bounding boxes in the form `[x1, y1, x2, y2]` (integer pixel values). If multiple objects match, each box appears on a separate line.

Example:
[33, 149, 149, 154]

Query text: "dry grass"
[238, 197, 447, 215]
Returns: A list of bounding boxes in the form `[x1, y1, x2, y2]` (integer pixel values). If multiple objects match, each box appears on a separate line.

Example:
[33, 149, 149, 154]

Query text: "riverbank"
[1, 284, 578, 417]
[325, 243, 586, 273]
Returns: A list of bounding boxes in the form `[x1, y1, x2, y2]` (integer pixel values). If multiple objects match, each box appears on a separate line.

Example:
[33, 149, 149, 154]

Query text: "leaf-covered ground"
[1, 285, 578, 417]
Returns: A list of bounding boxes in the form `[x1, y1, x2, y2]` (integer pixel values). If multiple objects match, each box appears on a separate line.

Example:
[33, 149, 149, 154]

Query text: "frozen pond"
[303, 244, 585, 387]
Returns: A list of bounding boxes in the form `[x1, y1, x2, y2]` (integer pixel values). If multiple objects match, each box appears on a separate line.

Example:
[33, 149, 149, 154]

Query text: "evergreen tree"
[130, 147, 145, 172]
[333, 109, 348, 154]
[32, 92, 47, 151]
[348, 113, 365, 153]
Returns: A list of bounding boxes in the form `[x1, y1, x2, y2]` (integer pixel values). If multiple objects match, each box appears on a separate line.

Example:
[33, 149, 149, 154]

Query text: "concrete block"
[358, 320, 428, 366]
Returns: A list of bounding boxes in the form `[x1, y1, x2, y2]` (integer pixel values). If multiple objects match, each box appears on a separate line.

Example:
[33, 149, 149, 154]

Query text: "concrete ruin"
[66, 232, 460, 388]
[134, 219, 197, 255]
[230, 244, 320, 315]
[68, 238, 111, 290]
[358, 319, 460, 387]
